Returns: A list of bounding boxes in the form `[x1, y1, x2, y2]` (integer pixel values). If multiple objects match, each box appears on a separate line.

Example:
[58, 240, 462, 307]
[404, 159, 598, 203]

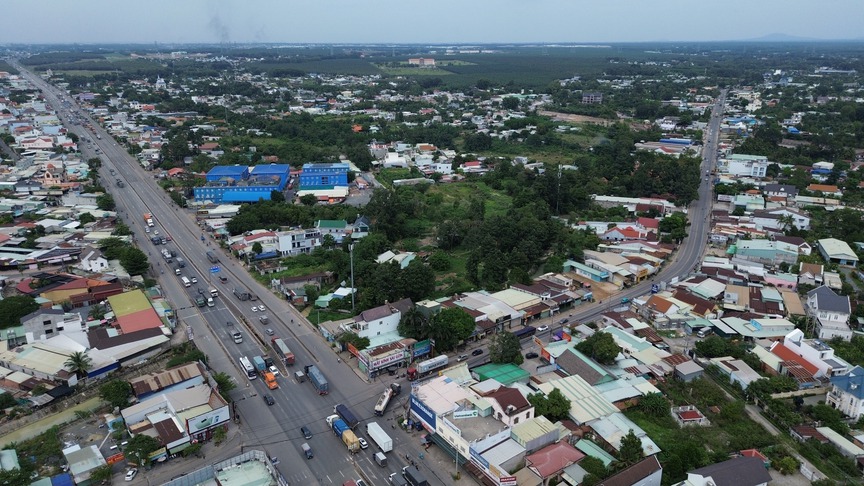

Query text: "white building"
[721, 154, 769, 178]
[277, 228, 321, 257]
[783, 329, 851, 378]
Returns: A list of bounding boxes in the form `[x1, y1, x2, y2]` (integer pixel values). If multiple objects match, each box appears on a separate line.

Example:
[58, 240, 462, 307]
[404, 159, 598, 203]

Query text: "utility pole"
[349, 243, 356, 311]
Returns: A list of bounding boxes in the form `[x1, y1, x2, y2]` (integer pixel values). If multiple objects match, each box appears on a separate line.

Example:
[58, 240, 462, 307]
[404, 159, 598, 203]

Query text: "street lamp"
[349, 243, 355, 311]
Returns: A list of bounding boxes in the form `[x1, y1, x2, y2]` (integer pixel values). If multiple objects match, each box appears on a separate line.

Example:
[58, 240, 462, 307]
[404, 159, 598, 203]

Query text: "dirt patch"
[538, 110, 615, 126]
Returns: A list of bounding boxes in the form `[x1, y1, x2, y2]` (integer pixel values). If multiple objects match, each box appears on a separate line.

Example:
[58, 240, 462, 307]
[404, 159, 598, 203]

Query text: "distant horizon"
[4, 36, 864, 48]
[2, 0, 861, 45]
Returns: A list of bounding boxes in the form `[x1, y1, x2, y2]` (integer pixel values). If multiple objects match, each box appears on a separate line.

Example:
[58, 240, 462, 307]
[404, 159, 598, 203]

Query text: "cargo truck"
[334, 404, 359, 429]
[209, 287, 218, 298]
[195, 296, 206, 307]
[263, 371, 278, 390]
[407, 355, 449, 381]
[326, 415, 359, 453]
[176, 257, 186, 268]
[271, 338, 295, 365]
[252, 356, 267, 374]
[143, 213, 154, 227]
[206, 250, 219, 263]
[305, 365, 328, 395]
[233, 287, 251, 301]
[366, 422, 393, 452]
[374, 383, 402, 416]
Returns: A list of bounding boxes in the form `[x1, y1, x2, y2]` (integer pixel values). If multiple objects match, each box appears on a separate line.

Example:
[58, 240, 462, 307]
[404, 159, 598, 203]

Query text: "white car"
[154, 230, 160, 236]
[145, 227, 150, 233]
[125, 468, 138, 481]
[358, 437, 369, 449]
[269, 365, 280, 376]
[258, 304, 266, 311]
[191, 277, 198, 284]
[251, 306, 259, 312]
[537, 325, 549, 332]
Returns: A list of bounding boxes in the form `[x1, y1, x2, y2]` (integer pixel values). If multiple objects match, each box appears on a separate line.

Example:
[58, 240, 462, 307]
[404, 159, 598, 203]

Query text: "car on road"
[219, 275, 228, 283]
[457, 354, 468, 362]
[356, 480, 368, 486]
[472, 349, 484, 356]
[558, 318, 568, 325]
[301, 426, 313, 439]
[251, 306, 259, 312]
[191, 277, 198, 284]
[525, 352, 539, 359]
[269, 365, 280, 376]
[145, 227, 150, 233]
[265, 328, 274, 336]
[263, 394, 275, 406]
[125, 468, 138, 481]
[258, 304, 266, 311]
[537, 325, 549, 332]
[358, 437, 369, 449]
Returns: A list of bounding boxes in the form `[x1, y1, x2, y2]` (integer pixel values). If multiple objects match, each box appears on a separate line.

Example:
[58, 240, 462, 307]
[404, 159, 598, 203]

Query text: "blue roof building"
[299, 163, 350, 190]
[828, 365, 864, 420]
[195, 164, 290, 203]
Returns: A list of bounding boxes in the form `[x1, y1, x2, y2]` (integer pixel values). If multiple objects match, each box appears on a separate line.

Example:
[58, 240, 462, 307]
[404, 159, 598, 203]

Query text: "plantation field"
[374, 65, 454, 76]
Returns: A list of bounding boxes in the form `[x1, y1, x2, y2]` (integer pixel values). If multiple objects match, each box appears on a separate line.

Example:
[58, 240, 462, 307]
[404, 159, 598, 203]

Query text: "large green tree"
[125, 434, 162, 466]
[619, 429, 644, 465]
[64, 351, 93, 379]
[488, 331, 524, 365]
[427, 307, 475, 352]
[120, 247, 150, 275]
[528, 388, 571, 422]
[0, 295, 40, 329]
[100, 380, 132, 409]
[212, 371, 236, 401]
[576, 332, 621, 365]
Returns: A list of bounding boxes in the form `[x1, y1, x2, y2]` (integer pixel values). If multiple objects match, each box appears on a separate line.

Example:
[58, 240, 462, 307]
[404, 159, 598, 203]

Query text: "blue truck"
[305, 365, 328, 395]
[334, 404, 359, 429]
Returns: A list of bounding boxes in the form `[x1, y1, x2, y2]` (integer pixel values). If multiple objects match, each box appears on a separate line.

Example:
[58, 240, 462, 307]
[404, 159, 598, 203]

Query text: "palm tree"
[64, 351, 93, 380]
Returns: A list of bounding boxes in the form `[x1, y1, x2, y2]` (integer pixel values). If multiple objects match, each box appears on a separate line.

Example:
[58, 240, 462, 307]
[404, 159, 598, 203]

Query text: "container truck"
[176, 257, 186, 268]
[374, 383, 402, 416]
[233, 287, 251, 301]
[252, 356, 266, 374]
[366, 422, 393, 452]
[206, 250, 219, 263]
[271, 338, 295, 365]
[334, 404, 359, 429]
[407, 355, 449, 380]
[143, 213, 154, 227]
[263, 371, 278, 390]
[326, 415, 359, 453]
[305, 365, 328, 395]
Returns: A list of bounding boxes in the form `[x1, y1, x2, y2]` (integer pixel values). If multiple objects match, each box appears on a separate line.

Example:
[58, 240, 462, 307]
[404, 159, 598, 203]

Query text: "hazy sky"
[3, 0, 862, 44]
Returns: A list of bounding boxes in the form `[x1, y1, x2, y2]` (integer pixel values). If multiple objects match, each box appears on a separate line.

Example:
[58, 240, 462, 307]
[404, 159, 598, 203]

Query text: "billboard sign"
[409, 394, 436, 431]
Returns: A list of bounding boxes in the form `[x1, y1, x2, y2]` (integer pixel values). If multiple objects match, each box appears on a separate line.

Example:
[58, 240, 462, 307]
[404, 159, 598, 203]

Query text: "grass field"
[374, 65, 454, 76]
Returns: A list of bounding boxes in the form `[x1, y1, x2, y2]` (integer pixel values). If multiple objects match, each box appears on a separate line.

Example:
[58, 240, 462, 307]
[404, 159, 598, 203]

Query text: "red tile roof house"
[525, 441, 585, 484]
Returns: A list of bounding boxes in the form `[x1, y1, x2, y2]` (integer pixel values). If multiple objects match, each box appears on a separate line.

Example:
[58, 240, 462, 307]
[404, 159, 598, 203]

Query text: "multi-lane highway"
[10, 61, 434, 486]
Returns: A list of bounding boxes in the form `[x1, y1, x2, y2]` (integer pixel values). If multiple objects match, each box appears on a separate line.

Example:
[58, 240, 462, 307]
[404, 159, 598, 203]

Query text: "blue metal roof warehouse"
[195, 164, 291, 203]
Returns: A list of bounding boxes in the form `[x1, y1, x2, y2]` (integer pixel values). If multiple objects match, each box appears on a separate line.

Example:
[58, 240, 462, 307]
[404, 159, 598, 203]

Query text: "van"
[175, 268, 181, 275]
[294, 370, 306, 383]
[374, 452, 387, 467]
[301, 426, 312, 439]
[301, 443, 313, 459]
[696, 327, 712, 338]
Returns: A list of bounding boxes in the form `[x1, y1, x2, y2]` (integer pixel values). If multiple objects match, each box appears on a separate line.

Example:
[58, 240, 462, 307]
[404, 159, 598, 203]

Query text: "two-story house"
[806, 286, 852, 341]
[827, 365, 864, 420]
[482, 386, 534, 427]
[344, 298, 413, 340]
[277, 228, 321, 257]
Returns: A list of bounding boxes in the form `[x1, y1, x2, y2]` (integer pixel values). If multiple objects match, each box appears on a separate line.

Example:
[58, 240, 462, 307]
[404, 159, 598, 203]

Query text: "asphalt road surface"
[11, 61, 436, 486]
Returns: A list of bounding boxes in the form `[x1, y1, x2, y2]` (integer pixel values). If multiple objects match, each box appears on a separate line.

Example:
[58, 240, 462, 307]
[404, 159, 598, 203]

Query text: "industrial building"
[194, 164, 291, 203]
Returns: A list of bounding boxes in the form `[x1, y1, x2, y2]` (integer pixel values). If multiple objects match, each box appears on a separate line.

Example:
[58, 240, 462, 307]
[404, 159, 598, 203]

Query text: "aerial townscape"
[2, 3, 864, 486]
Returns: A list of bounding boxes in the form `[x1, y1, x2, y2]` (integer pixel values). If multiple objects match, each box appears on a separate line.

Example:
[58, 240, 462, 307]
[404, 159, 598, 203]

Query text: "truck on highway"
[232, 332, 243, 343]
[143, 213, 154, 227]
[401, 466, 429, 486]
[206, 250, 219, 263]
[195, 296, 206, 307]
[334, 404, 359, 429]
[233, 287, 252, 301]
[263, 371, 278, 390]
[181, 276, 191, 288]
[374, 383, 402, 416]
[366, 422, 393, 452]
[305, 365, 328, 395]
[176, 257, 186, 268]
[326, 415, 359, 453]
[209, 287, 218, 298]
[407, 355, 449, 381]
[252, 356, 267, 374]
[271, 338, 295, 366]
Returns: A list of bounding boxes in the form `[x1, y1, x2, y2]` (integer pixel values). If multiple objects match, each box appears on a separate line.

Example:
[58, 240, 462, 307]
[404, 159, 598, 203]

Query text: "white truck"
[366, 422, 393, 453]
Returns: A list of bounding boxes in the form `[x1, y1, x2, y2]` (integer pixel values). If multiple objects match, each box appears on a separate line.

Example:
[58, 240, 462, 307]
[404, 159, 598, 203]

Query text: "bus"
[511, 326, 537, 340]
[239, 356, 257, 379]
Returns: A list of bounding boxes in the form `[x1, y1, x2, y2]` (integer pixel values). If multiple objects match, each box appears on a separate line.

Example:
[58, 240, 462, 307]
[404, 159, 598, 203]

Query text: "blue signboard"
[651, 284, 660, 294]
[413, 339, 432, 358]
[409, 394, 436, 431]
[210, 266, 220, 273]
